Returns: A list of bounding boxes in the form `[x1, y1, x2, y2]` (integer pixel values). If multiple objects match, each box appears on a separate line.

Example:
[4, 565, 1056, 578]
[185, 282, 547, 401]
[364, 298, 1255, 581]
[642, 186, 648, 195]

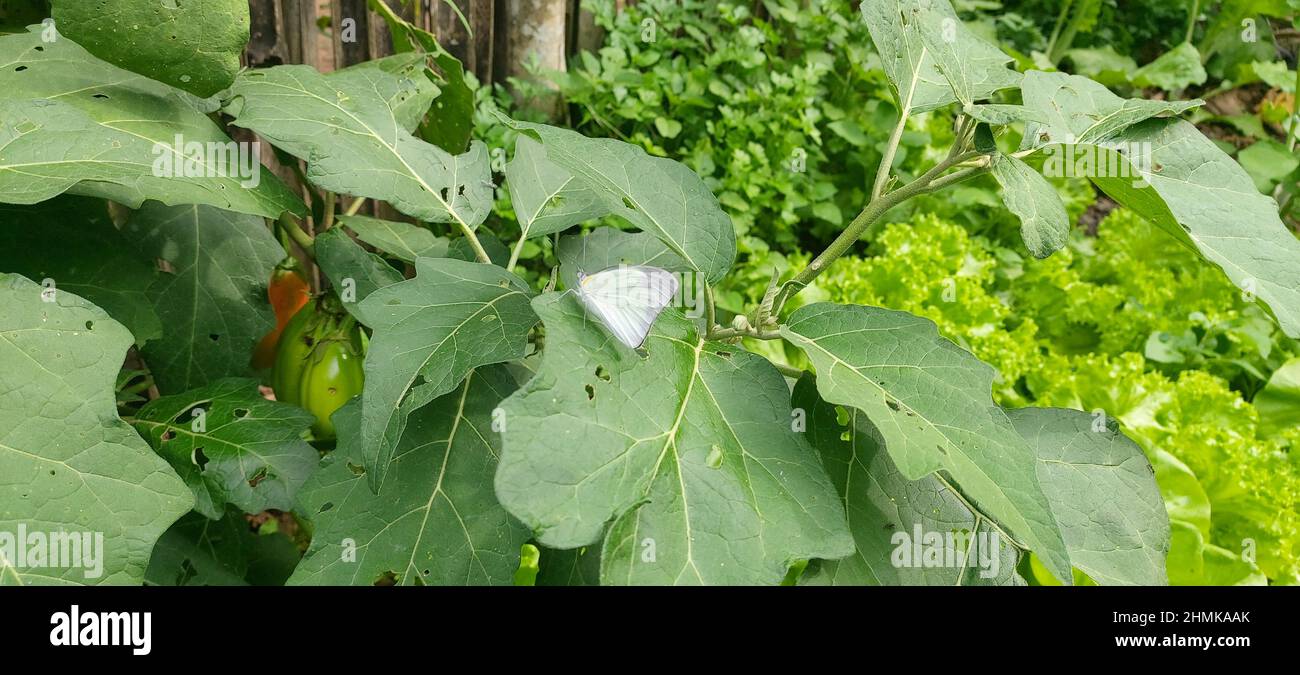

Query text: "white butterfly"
[574, 265, 680, 349]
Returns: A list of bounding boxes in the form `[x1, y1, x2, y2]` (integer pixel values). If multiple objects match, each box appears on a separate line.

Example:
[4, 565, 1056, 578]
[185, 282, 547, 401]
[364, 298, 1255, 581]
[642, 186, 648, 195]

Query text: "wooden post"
[332, 0, 372, 68]
[495, 0, 567, 116]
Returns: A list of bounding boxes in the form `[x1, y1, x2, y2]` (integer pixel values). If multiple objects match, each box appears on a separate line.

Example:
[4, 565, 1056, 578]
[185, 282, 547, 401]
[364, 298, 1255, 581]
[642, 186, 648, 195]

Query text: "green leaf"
[1063, 47, 1137, 87]
[963, 103, 1045, 127]
[1255, 357, 1300, 438]
[339, 214, 449, 262]
[122, 203, 283, 393]
[224, 56, 493, 230]
[505, 120, 736, 284]
[50, 0, 249, 97]
[369, 0, 475, 153]
[1021, 72, 1300, 338]
[1007, 407, 1169, 585]
[1237, 139, 1300, 192]
[780, 303, 1072, 582]
[792, 377, 1024, 586]
[861, 0, 1020, 114]
[0, 28, 303, 219]
[1132, 42, 1208, 91]
[0, 273, 192, 585]
[0, 198, 161, 344]
[145, 509, 301, 586]
[1020, 70, 1201, 146]
[356, 258, 538, 490]
[990, 153, 1069, 258]
[495, 294, 853, 585]
[290, 367, 529, 585]
[314, 228, 404, 315]
[536, 546, 601, 587]
[556, 226, 690, 290]
[132, 378, 318, 520]
[505, 135, 606, 240]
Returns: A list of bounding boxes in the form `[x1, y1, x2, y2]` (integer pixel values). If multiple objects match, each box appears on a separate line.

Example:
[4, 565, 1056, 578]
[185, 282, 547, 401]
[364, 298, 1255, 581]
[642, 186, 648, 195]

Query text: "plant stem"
[506, 230, 529, 272]
[1045, 0, 1074, 64]
[704, 283, 717, 332]
[345, 197, 367, 217]
[119, 377, 155, 397]
[457, 222, 493, 264]
[706, 327, 783, 341]
[777, 151, 982, 309]
[872, 106, 910, 199]
[1185, 0, 1201, 44]
[279, 214, 316, 258]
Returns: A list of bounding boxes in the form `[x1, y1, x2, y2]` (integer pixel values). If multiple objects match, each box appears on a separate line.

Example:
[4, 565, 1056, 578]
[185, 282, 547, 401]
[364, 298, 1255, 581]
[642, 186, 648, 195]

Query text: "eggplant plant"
[1, 0, 1295, 587]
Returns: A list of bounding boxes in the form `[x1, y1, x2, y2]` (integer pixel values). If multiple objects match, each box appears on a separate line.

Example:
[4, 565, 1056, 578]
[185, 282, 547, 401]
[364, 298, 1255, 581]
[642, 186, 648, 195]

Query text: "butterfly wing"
[577, 266, 680, 348]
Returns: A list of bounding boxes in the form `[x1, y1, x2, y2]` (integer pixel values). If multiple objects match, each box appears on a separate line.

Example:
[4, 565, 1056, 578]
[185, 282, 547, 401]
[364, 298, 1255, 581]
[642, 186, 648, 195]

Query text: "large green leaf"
[290, 367, 529, 585]
[861, 0, 1020, 115]
[132, 378, 318, 520]
[338, 214, 449, 262]
[51, 0, 249, 97]
[781, 303, 1072, 582]
[0, 198, 161, 344]
[1132, 42, 1208, 92]
[505, 135, 605, 241]
[506, 120, 736, 284]
[314, 227, 404, 317]
[1008, 407, 1169, 586]
[495, 294, 853, 585]
[792, 377, 1024, 586]
[122, 203, 282, 393]
[989, 153, 1069, 258]
[0, 273, 192, 585]
[145, 509, 300, 586]
[0, 28, 303, 219]
[1021, 72, 1300, 337]
[355, 258, 537, 490]
[1019, 70, 1201, 146]
[223, 56, 493, 230]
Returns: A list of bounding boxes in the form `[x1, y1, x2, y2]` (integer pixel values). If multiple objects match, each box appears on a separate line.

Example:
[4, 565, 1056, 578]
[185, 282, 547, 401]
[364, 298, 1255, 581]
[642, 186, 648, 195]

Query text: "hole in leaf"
[233, 408, 250, 419]
[92, 93, 109, 100]
[34, 46, 43, 52]
[346, 462, 366, 476]
[15, 66, 27, 72]
[716, 351, 732, 358]
[161, 429, 177, 442]
[373, 570, 398, 586]
[209, 333, 220, 342]
[318, 501, 334, 513]
[585, 384, 595, 400]
[594, 365, 610, 381]
[621, 196, 636, 211]
[248, 466, 269, 487]
[885, 399, 901, 412]
[192, 446, 209, 469]
[84, 320, 94, 330]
